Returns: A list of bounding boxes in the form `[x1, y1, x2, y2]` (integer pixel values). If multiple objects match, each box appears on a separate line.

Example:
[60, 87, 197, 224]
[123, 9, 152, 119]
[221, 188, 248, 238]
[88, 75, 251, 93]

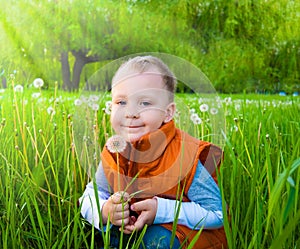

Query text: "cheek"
[143, 111, 165, 128]
[110, 112, 120, 129]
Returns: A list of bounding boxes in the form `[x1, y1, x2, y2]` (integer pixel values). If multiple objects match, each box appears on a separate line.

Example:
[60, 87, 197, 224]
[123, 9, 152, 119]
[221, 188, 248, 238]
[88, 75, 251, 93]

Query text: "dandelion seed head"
[33, 78, 44, 88]
[47, 106, 55, 115]
[189, 108, 196, 114]
[106, 135, 127, 153]
[231, 125, 238, 132]
[14, 84, 23, 93]
[91, 103, 99, 111]
[32, 92, 41, 99]
[80, 96, 89, 103]
[104, 101, 112, 114]
[105, 100, 112, 108]
[198, 98, 204, 104]
[74, 99, 83, 106]
[104, 107, 111, 115]
[199, 103, 209, 112]
[224, 97, 232, 105]
[193, 116, 202, 125]
[89, 95, 100, 102]
[210, 107, 218, 115]
[235, 104, 241, 111]
[190, 113, 199, 122]
[55, 96, 63, 104]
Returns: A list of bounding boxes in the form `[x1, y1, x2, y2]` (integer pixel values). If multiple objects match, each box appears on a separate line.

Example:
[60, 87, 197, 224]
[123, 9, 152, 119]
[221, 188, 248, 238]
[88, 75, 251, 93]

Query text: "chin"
[125, 134, 144, 143]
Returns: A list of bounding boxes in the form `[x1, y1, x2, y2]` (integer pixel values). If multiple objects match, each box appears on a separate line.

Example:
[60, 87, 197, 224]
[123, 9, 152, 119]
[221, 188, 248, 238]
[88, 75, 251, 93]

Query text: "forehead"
[112, 73, 166, 96]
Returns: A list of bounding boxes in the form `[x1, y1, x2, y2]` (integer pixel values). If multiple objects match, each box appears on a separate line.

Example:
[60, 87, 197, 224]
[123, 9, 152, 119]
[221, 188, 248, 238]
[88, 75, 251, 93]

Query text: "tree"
[0, 0, 198, 90]
[1, 0, 299, 93]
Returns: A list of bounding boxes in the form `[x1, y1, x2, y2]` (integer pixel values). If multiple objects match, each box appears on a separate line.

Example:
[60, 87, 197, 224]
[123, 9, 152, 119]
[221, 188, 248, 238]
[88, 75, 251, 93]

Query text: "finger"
[122, 224, 136, 234]
[111, 215, 130, 227]
[131, 200, 148, 212]
[111, 191, 130, 203]
[114, 203, 130, 212]
[129, 216, 137, 225]
[111, 209, 130, 221]
[131, 214, 147, 231]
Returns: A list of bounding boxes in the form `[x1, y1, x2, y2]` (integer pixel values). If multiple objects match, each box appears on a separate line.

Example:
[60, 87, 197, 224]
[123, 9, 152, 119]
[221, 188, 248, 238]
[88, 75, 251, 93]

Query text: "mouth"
[123, 125, 144, 129]
[121, 124, 145, 130]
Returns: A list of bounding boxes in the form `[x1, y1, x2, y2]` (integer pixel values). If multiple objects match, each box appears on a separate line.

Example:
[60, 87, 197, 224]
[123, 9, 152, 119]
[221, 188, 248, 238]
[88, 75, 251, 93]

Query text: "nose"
[126, 113, 139, 118]
[125, 104, 140, 119]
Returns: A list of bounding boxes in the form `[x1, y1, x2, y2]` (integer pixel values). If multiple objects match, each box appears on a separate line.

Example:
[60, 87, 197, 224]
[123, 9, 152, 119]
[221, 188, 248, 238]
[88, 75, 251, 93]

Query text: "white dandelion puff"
[14, 84, 23, 92]
[210, 107, 218, 115]
[91, 103, 99, 111]
[189, 108, 196, 114]
[32, 92, 41, 99]
[104, 101, 112, 114]
[190, 113, 199, 122]
[232, 125, 238, 132]
[199, 103, 209, 112]
[190, 113, 202, 125]
[55, 96, 63, 104]
[74, 99, 83, 106]
[105, 100, 112, 108]
[33, 78, 44, 88]
[106, 135, 127, 153]
[198, 98, 204, 104]
[89, 95, 100, 102]
[104, 107, 111, 115]
[193, 117, 202, 125]
[224, 97, 232, 105]
[235, 104, 241, 111]
[79, 96, 89, 103]
[47, 106, 56, 115]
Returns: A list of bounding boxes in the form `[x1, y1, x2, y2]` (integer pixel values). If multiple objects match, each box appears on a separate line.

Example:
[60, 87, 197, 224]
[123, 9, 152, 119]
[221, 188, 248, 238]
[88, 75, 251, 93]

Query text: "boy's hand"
[123, 198, 158, 234]
[102, 191, 131, 227]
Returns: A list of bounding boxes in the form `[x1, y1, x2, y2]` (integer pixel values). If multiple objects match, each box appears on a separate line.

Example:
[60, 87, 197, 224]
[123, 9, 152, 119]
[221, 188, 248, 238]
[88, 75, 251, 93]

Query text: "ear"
[164, 102, 176, 123]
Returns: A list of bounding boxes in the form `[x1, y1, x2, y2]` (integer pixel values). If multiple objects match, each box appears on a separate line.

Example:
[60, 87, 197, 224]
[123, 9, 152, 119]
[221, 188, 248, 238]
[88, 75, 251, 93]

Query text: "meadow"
[0, 82, 299, 249]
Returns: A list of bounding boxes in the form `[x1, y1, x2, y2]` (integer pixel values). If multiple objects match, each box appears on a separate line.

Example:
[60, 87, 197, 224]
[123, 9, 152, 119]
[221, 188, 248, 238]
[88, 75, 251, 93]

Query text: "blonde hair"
[112, 56, 177, 98]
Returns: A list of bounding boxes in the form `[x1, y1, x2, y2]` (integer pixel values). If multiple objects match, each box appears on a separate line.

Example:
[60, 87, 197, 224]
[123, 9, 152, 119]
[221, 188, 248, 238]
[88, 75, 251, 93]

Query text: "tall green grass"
[0, 86, 299, 248]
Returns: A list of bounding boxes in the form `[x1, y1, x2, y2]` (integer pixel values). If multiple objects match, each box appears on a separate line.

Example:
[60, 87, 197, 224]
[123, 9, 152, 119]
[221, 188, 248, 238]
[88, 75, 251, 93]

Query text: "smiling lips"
[123, 125, 144, 129]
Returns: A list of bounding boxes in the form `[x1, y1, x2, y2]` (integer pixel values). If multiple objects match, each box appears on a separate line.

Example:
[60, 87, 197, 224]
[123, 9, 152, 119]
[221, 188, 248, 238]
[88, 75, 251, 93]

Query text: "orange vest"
[101, 121, 227, 248]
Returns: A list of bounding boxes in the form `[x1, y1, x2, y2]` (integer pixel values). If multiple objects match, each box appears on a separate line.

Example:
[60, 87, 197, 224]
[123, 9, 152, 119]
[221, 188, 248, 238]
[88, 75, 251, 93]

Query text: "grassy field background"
[0, 84, 299, 248]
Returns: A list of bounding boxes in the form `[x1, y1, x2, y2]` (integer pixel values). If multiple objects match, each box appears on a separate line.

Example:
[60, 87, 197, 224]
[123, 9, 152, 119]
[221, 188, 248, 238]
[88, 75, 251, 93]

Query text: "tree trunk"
[2, 77, 7, 88]
[72, 55, 86, 90]
[71, 50, 100, 90]
[60, 51, 72, 90]
[61, 49, 109, 91]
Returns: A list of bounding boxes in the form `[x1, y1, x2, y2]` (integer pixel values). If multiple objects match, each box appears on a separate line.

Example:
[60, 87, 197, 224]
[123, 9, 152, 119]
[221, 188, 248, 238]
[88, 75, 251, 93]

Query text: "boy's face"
[111, 72, 175, 142]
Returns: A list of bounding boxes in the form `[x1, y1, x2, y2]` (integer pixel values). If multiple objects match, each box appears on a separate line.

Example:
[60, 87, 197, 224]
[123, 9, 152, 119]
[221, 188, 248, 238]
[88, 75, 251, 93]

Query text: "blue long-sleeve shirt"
[79, 160, 224, 230]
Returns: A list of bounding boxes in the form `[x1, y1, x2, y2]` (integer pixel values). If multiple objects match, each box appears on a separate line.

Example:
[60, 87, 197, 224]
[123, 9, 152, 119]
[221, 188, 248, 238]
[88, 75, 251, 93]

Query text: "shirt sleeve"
[153, 160, 224, 230]
[78, 163, 111, 230]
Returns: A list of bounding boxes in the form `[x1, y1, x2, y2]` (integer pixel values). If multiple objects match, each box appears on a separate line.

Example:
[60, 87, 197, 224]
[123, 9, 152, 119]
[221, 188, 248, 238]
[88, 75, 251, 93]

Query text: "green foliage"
[0, 82, 299, 248]
[1, 0, 299, 92]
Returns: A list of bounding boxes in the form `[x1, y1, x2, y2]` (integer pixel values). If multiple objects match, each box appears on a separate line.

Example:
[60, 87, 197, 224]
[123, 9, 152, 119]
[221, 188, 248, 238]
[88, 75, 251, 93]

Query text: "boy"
[79, 55, 228, 248]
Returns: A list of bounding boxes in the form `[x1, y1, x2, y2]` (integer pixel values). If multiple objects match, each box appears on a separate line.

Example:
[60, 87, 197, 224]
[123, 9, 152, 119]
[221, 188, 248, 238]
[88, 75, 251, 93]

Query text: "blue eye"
[140, 101, 151, 106]
[117, 100, 126, 106]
